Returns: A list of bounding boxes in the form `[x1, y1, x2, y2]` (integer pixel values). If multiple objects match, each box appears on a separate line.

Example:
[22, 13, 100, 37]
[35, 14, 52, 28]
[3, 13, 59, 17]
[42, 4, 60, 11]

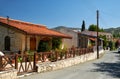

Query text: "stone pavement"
[19, 51, 120, 79]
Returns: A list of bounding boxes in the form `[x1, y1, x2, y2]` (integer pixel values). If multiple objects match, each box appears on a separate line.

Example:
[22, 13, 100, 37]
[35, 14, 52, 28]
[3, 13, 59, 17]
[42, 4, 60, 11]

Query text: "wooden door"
[30, 37, 36, 50]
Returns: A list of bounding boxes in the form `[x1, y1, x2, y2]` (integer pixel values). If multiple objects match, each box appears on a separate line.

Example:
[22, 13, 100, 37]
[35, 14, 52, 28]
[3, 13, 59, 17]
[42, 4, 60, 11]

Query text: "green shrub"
[52, 37, 62, 50]
[37, 40, 51, 52]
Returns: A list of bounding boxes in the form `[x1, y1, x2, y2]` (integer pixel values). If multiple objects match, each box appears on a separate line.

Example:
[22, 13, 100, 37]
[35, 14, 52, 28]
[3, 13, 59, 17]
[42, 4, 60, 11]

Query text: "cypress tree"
[81, 20, 85, 31]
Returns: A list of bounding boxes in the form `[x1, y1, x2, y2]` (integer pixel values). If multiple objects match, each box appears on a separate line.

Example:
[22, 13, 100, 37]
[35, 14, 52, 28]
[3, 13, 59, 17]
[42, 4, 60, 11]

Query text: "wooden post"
[42, 53, 45, 62]
[55, 52, 58, 61]
[79, 49, 80, 55]
[65, 51, 68, 59]
[34, 52, 37, 71]
[73, 49, 75, 57]
[0, 56, 2, 70]
[15, 54, 18, 69]
[71, 46, 75, 57]
[25, 54, 27, 72]
[69, 49, 71, 57]
[82, 48, 84, 55]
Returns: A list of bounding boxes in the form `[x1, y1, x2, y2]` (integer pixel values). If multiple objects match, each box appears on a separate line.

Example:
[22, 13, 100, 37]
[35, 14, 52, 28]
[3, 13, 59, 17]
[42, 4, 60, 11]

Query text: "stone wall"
[0, 25, 41, 52]
[0, 50, 104, 79]
[0, 69, 18, 79]
[0, 25, 25, 52]
[37, 50, 104, 73]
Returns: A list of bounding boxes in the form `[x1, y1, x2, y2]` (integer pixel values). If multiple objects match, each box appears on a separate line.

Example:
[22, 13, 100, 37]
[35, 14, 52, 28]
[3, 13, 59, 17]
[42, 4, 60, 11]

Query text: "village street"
[19, 51, 120, 79]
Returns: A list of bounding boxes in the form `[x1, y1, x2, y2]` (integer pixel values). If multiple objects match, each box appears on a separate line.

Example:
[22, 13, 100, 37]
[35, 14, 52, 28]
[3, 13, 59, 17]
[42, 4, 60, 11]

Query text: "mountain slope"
[104, 27, 120, 34]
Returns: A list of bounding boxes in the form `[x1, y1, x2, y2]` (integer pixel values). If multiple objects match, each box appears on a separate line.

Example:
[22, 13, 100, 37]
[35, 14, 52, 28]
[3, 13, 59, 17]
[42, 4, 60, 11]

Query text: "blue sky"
[0, 0, 120, 29]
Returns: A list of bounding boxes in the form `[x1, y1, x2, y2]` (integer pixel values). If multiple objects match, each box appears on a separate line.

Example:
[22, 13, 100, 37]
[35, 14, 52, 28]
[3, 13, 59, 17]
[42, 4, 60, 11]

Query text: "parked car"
[118, 47, 120, 53]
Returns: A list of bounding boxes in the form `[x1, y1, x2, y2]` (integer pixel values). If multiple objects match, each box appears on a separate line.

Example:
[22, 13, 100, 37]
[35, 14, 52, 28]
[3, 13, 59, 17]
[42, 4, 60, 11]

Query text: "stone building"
[53, 26, 78, 48]
[78, 32, 103, 48]
[99, 32, 113, 41]
[81, 31, 113, 41]
[0, 17, 71, 54]
[80, 31, 113, 48]
[54, 27, 104, 48]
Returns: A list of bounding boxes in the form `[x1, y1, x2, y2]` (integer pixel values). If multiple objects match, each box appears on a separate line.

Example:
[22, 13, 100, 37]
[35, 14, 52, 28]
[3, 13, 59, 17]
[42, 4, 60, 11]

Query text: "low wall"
[0, 69, 17, 79]
[0, 49, 104, 79]
[37, 50, 104, 73]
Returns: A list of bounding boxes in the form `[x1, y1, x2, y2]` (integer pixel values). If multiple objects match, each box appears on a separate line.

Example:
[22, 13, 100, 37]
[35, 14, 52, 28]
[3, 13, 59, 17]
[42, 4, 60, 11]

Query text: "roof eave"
[27, 33, 72, 39]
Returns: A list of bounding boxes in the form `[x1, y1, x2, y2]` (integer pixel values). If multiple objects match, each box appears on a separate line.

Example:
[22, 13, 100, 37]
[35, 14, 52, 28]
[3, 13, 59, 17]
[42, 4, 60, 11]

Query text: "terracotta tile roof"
[89, 37, 96, 41]
[0, 17, 72, 38]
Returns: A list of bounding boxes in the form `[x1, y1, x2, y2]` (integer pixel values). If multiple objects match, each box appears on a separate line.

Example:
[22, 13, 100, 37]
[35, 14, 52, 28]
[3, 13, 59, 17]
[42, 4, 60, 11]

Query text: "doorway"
[30, 37, 36, 50]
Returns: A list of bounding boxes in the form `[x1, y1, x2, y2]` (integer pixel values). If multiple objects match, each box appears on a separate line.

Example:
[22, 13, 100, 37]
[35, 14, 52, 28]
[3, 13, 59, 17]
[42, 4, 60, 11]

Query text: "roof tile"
[0, 17, 72, 38]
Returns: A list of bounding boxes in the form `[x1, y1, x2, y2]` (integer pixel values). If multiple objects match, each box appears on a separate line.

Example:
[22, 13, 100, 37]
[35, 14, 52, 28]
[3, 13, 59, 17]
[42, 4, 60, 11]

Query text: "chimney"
[7, 16, 9, 24]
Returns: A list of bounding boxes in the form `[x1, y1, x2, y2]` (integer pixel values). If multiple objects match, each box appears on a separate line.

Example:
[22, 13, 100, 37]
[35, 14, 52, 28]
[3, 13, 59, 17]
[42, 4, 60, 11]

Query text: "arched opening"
[5, 36, 10, 51]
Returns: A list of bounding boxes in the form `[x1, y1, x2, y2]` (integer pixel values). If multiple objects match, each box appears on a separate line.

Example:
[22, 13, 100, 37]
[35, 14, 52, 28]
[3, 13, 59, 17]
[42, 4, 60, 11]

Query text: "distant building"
[99, 32, 113, 41]
[81, 31, 113, 41]
[54, 27, 108, 49]
[53, 26, 78, 48]
[80, 31, 104, 48]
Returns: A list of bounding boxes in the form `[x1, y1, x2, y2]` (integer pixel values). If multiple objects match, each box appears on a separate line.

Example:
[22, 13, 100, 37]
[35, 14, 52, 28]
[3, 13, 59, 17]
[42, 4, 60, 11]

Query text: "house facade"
[78, 32, 103, 48]
[99, 32, 113, 41]
[0, 17, 71, 54]
[54, 27, 105, 49]
[81, 31, 113, 41]
[80, 30, 114, 48]
[53, 27, 78, 48]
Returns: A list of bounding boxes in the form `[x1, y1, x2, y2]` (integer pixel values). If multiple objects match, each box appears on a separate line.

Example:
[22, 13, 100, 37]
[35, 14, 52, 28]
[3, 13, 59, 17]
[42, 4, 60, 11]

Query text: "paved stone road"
[20, 51, 120, 79]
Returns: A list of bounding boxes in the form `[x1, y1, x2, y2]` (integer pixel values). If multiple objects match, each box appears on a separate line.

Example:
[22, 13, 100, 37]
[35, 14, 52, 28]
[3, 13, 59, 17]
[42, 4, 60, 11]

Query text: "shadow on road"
[112, 51, 120, 54]
[92, 62, 120, 78]
[91, 52, 120, 78]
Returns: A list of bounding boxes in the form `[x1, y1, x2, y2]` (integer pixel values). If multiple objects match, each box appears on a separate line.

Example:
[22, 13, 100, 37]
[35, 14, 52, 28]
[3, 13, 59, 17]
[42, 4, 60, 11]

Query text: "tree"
[81, 20, 85, 31]
[88, 24, 104, 32]
[88, 24, 98, 31]
[99, 35, 108, 49]
[99, 28, 104, 32]
[108, 41, 115, 50]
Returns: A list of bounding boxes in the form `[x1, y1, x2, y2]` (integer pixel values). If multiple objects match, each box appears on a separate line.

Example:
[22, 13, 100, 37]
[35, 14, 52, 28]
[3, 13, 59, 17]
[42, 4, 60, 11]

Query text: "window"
[4, 36, 10, 51]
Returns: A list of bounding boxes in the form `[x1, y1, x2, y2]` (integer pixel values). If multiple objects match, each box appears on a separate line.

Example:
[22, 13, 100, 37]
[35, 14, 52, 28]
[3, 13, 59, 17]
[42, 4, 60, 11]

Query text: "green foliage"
[55, 48, 67, 59]
[52, 37, 62, 50]
[26, 50, 34, 55]
[99, 35, 108, 49]
[99, 35, 115, 50]
[37, 40, 51, 52]
[113, 33, 120, 38]
[108, 41, 115, 50]
[88, 24, 98, 31]
[88, 24, 104, 32]
[37, 37, 62, 52]
[18, 57, 22, 62]
[99, 28, 104, 32]
[81, 20, 85, 31]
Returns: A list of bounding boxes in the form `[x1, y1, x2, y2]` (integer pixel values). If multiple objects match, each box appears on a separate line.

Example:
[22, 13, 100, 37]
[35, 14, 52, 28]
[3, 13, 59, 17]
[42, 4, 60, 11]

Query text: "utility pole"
[97, 10, 99, 59]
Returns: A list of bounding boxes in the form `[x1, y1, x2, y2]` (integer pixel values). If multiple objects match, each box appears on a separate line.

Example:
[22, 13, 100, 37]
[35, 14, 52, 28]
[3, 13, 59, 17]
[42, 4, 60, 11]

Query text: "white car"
[118, 48, 120, 53]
